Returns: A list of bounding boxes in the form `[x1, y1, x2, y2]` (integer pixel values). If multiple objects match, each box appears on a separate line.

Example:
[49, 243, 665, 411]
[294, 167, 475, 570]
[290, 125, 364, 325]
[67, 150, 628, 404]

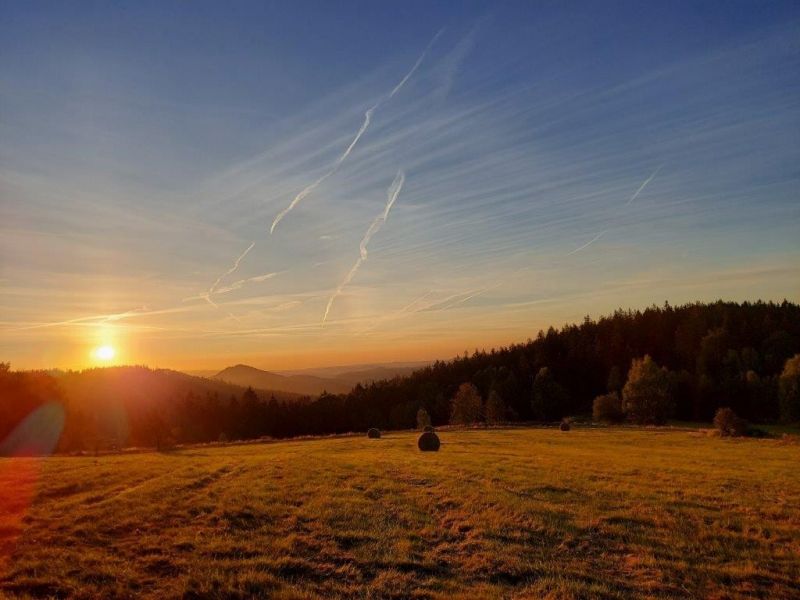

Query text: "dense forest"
[2, 301, 800, 453]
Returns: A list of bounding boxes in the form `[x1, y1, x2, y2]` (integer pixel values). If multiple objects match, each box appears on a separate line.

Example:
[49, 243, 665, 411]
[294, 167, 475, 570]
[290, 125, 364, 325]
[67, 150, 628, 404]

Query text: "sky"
[1, 1, 799, 371]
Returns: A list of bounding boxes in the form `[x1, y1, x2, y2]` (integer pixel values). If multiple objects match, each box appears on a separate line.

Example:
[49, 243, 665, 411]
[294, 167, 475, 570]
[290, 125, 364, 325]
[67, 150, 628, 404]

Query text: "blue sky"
[1, 1, 799, 369]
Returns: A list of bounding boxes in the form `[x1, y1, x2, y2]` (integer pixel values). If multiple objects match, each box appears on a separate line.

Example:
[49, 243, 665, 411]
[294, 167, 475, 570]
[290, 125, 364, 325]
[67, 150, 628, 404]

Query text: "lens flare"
[0, 402, 65, 573]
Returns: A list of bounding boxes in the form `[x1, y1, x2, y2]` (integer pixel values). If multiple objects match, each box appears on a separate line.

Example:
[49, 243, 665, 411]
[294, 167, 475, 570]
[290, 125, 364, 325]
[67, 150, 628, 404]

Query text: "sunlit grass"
[1, 428, 798, 598]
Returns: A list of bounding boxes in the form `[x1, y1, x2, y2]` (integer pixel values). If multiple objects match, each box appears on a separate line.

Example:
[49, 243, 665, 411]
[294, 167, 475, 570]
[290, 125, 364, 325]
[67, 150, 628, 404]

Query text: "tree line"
[2, 300, 799, 453]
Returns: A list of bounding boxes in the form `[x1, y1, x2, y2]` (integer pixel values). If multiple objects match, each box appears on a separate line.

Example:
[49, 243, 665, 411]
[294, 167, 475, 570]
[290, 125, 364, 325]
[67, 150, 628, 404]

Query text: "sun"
[93, 345, 116, 362]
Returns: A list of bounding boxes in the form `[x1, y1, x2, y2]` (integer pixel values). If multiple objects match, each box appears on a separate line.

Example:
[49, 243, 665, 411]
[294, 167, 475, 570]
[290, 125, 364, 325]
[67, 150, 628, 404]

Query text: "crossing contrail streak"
[208, 241, 255, 296]
[322, 170, 405, 325]
[199, 240, 256, 316]
[626, 165, 662, 205]
[389, 28, 444, 98]
[360, 170, 405, 260]
[566, 230, 607, 256]
[215, 271, 279, 295]
[321, 259, 361, 326]
[269, 108, 374, 234]
[270, 29, 441, 234]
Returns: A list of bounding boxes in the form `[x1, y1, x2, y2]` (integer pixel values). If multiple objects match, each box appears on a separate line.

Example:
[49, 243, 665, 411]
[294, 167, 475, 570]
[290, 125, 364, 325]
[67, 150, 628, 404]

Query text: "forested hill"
[0, 366, 304, 453]
[276, 300, 800, 437]
[2, 300, 799, 453]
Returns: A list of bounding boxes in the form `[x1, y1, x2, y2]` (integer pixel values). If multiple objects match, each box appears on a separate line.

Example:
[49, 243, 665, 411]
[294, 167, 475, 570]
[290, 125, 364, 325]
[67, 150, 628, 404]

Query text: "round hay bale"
[423, 425, 435, 433]
[418, 431, 440, 451]
[367, 428, 381, 439]
[560, 420, 571, 432]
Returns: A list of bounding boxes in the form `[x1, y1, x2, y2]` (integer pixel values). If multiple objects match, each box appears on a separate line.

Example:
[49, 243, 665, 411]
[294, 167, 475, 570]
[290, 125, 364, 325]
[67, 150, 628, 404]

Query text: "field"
[1, 428, 799, 599]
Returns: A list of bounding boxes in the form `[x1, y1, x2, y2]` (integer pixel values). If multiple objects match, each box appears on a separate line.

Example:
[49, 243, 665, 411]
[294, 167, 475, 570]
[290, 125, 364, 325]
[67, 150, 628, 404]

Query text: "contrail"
[270, 29, 441, 234]
[208, 241, 255, 296]
[360, 170, 405, 260]
[322, 170, 405, 325]
[196, 240, 255, 319]
[566, 230, 607, 256]
[565, 165, 662, 258]
[389, 29, 444, 98]
[401, 290, 436, 313]
[215, 272, 278, 295]
[626, 165, 662, 205]
[269, 107, 374, 235]
[419, 283, 502, 312]
[321, 259, 362, 326]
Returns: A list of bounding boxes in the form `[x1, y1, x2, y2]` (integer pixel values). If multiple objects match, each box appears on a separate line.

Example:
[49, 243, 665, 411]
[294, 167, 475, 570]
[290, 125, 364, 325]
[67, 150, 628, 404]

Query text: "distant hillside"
[1, 365, 305, 452]
[53, 366, 301, 410]
[214, 364, 351, 396]
[182, 369, 219, 378]
[212, 363, 428, 395]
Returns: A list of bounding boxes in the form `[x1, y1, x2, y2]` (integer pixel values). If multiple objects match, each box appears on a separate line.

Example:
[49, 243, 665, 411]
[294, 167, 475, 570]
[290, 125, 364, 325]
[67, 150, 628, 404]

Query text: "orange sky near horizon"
[6, 267, 799, 373]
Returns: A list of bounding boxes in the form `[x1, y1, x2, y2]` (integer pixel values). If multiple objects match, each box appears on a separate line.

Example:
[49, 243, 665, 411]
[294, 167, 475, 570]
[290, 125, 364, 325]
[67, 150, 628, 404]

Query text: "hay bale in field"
[423, 425, 435, 433]
[418, 431, 440, 451]
[560, 419, 571, 431]
[367, 428, 381, 439]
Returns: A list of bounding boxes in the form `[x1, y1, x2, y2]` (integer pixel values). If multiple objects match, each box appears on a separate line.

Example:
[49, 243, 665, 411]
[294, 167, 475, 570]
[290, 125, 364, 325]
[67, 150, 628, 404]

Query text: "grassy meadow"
[1, 428, 799, 599]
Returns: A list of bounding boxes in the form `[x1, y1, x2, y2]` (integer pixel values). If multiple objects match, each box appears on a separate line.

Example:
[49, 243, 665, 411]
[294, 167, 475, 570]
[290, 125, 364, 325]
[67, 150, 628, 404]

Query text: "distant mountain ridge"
[213, 364, 350, 396]
[212, 362, 429, 396]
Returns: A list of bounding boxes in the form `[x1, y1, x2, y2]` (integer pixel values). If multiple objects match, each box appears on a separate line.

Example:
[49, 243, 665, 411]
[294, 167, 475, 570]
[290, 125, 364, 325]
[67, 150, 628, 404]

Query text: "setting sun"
[92, 345, 116, 362]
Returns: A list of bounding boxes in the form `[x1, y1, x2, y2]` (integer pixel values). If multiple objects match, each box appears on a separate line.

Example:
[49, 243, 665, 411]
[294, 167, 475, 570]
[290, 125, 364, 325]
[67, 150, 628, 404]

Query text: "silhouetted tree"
[607, 366, 623, 394]
[144, 407, 169, 450]
[450, 383, 482, 425]
[485, 390, 506, 425]
[531, 367, 569, 420]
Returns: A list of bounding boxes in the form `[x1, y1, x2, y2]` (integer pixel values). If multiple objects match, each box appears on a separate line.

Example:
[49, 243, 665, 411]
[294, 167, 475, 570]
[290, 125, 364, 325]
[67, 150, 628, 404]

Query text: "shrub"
[423, 425, 435, 432]
[593, 392, 624, 423]
[778, 354, 800, 423]
[713, 408, 748, 437]
[367, 428, 381, 439]
[559, 419, 571, 431]
[622, 355, 673, 424]
[418, 431, 440, 451]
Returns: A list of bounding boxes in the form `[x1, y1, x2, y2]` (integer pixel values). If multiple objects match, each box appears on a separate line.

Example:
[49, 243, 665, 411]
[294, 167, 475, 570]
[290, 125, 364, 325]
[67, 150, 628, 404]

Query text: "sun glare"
[93, 345, 116, 362]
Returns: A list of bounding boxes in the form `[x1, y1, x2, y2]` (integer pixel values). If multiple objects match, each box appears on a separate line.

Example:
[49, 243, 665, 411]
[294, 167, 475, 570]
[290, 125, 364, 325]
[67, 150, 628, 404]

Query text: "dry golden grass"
[1, 427, 799, 599]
